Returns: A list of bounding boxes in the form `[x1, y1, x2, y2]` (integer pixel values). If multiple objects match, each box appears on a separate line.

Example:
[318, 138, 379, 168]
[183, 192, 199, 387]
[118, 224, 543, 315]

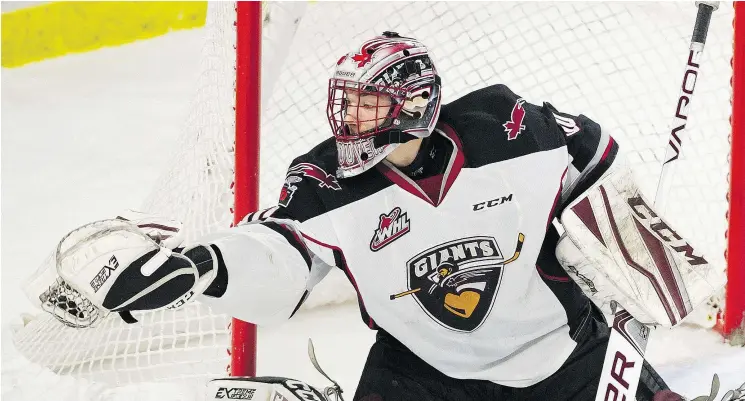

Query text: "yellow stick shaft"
[389, 288, 421, 300]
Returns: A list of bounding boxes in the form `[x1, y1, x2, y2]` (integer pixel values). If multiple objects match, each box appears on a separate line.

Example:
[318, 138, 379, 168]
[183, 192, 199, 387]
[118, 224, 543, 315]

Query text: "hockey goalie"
[25, 32, 728, 401]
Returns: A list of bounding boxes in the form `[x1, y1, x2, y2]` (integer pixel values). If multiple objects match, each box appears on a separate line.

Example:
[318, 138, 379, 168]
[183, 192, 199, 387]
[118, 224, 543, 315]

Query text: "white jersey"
[198, 84, 618, 387]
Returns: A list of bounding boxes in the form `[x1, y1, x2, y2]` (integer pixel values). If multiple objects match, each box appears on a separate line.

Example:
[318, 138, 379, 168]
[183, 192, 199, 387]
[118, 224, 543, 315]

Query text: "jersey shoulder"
[274, 137, 338, 221]
[292, 136, 339, 175]
[439, 84, 566, 167]
[277, 137, 392, 221]
[441, 84, 522, 118]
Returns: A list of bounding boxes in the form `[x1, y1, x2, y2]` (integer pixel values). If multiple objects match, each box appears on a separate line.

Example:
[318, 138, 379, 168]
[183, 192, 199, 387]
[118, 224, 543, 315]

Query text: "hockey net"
[13, 0, 744, 390]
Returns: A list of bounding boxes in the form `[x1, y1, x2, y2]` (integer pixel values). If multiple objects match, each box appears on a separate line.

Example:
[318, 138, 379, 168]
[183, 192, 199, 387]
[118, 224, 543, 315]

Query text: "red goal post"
[231, 1, 262, 377]
[724, 0, 744, 339]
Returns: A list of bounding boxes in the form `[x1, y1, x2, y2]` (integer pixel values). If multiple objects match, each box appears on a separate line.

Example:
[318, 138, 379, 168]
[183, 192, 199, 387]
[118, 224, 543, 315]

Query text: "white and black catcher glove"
[33, 210, 222, 327]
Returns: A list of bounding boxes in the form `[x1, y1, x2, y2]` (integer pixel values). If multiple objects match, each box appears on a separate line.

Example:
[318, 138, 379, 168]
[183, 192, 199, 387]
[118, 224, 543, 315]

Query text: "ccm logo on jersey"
[503, 98, 526, 140]
[215, 387, 255, 399]
[370, 207, 411, 251]
[472, 194, 513, 211]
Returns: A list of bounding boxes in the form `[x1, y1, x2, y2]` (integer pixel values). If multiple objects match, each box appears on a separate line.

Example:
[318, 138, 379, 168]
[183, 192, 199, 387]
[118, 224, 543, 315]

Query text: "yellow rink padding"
[2, 1, 208, 68]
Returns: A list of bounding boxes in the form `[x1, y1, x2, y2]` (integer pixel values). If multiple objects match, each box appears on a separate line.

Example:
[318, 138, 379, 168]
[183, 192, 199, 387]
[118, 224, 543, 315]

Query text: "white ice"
[2, 27, 743, 401]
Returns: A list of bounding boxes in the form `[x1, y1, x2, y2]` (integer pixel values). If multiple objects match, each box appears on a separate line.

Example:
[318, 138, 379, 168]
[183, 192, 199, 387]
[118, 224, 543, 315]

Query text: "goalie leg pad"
[207, 377, 329, 401]
[557, 165, 726, 327]
[556, 234, 652, 322]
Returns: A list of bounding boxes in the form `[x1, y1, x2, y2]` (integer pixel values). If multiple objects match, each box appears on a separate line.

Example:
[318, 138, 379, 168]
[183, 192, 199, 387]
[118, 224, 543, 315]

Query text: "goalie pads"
[206, 377, 336, 401]
[206, 339, 343, 401]
[556, 165, 726, 327]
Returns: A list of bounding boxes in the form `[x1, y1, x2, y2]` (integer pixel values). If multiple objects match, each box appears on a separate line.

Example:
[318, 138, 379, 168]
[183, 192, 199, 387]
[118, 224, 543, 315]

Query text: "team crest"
[278, 176, 301, 207]
[390, 234, 525, 332]
[370, 207, 410, 251]
[287, 163, 342, 190]
[503, 98, 526, 140]
[279, 163, 341, 207]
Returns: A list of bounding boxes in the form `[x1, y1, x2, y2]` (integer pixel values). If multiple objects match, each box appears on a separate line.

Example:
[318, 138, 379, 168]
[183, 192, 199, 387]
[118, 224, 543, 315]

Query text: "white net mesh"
[13, 2, 242, 388]
[13, 1, 736, 388]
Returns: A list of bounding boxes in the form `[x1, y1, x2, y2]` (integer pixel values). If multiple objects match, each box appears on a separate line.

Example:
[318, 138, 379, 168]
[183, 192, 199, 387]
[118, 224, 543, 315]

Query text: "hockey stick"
[654, 2, 720, 212]
[594, 3, 719, 400]
[388, 233, 525, 300]
[307, 339, 345, 401]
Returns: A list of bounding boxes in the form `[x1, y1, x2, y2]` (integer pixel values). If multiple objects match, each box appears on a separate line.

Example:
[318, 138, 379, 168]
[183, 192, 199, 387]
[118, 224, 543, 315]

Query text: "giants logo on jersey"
[503, 98, 526, 140]
[389, 234, 525, 332]
[369, 207, 410, 251]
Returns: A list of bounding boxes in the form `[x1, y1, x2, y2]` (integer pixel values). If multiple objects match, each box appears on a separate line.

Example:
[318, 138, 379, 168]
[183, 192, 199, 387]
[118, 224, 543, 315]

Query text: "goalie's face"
[328, 80, 402, 139]
[341, 88, 394, 135]
[326, 33, 442, 178]
[327, 81, 408, 178]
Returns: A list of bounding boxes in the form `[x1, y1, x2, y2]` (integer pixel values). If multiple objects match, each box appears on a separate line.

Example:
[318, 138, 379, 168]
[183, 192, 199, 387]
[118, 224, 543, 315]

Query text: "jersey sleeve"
[543, 102, 619, 211]
[196, 157, 342, 326]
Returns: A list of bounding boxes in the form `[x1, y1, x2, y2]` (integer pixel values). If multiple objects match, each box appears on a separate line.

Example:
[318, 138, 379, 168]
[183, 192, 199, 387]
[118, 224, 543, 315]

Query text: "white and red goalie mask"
[327, 32, 442, 178]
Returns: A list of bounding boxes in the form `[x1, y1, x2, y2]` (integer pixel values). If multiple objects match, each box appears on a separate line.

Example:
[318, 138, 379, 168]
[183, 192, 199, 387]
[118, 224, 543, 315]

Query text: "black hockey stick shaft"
[595, 3, 719, 401]
[654, 1, 718, 211]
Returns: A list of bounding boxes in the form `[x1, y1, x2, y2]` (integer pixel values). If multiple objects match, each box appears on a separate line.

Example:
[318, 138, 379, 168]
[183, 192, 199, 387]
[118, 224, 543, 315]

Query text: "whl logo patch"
[370, 207, 410, 251]
[389, 234, 525, 332]
[503, 98, 526, 140]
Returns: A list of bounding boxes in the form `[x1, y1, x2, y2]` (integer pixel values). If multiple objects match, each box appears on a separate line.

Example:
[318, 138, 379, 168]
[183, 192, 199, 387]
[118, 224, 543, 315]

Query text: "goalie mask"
[327, 32, 442, 178]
